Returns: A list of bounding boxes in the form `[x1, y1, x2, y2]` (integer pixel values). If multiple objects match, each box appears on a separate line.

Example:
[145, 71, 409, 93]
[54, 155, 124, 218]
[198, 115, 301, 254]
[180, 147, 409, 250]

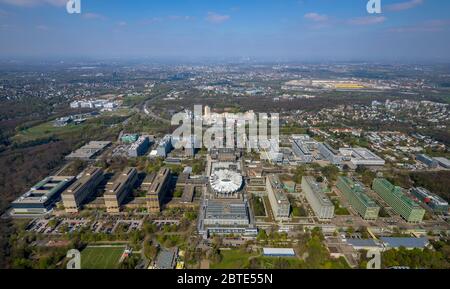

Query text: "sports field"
[80, 246, 125, 269]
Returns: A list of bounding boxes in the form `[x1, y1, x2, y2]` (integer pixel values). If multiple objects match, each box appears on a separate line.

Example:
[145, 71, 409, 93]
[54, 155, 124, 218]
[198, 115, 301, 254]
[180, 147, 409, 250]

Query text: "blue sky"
[0, 0, 449, 61]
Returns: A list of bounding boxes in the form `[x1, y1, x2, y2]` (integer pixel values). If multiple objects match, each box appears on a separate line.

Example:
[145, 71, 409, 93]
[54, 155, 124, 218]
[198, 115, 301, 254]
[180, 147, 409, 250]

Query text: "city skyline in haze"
[0, 0, 450, 62]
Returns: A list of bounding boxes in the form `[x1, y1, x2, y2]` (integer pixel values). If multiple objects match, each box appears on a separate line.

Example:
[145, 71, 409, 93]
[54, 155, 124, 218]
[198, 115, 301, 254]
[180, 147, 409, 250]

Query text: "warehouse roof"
[263, 248, 295, 256]
[380, 237, 429, 249]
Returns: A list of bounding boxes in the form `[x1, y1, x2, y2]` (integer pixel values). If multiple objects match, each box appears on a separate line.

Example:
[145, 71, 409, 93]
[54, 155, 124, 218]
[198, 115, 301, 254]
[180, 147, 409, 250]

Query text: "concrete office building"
[301, 176, 335, 220]
[146, 168, 171, 213]
[410, 187, 449, 214]
[210, 148, 240, 162]
[156, 135, 172, 158]
[104, 167, 138, 213]
[292, 139, 314, 163]
[318, 142, 342, 165]
[416, 154, 438, 168]
[12, 176, 75, 214]
[128, 136, 150, 157]
[266, 175, 291, 220]
[62, 167, 104, 213]
[339, 148, 385, 167]
[246, 177, 266, 195]
[337, 176, 380, 220]
[372, 178, 425, 223]
[65, 141, 111, 161]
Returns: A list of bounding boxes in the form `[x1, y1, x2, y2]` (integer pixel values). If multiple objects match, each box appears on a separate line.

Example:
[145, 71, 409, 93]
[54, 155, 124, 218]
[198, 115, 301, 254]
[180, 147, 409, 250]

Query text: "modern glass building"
[337, 176, 380, 220]
[372, 178, 425, 223]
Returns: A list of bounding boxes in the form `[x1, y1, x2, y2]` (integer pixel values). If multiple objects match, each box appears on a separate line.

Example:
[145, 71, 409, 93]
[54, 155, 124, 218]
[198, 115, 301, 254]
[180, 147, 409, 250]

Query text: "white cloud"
[141, 17, 163, 25]
[206, 12, 230, 24]
[82, 13, 107, 21]
[304, 13, 328, 22]
[168, 15, 193, 21]
[0, 0, 66, 7]
[117, 21, 127, 27]
[35, 24, 49, 30]
[348, 16, 386, 25]
[386, 0, 424, 12]
[389, 19, 450, 32]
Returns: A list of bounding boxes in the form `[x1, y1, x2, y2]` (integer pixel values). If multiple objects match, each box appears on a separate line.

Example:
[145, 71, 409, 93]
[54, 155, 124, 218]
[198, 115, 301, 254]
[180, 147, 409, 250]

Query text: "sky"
[0, 0, 449, 61]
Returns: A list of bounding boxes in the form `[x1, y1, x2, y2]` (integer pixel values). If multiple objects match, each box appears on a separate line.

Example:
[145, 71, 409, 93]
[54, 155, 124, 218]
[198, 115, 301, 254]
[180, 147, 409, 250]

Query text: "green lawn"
[13, 122, 86, 143]
[251, 197, 266, 217]
[210, 250, 258, 269]
[80, 246, 125, 269]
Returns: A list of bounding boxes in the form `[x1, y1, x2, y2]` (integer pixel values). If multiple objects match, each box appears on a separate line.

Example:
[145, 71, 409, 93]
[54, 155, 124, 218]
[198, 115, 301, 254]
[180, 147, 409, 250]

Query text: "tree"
[320, 165, 339, 183]
[257, 229, 268, 242]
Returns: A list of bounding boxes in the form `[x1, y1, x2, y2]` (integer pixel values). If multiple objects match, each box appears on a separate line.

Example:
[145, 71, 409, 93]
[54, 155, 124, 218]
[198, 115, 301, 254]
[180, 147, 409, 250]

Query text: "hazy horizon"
[0, 0, 449, 61]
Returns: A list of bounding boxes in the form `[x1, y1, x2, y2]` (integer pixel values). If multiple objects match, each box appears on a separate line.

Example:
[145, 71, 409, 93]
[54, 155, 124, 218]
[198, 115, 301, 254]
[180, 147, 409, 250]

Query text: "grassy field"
[13, 122, 86, 144]
[80, 246, 125, 269]
[210, 250, 258, 269]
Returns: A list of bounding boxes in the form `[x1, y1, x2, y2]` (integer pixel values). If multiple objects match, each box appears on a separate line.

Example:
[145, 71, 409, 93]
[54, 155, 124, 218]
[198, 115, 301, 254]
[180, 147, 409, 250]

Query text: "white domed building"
[209, 169, 243, 197]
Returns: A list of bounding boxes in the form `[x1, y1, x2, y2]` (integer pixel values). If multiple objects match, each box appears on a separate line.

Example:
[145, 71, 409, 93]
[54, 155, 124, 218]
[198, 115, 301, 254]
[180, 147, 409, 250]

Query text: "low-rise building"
[198, 198, 257, 238]
[65, 141, 111, 161]
[11, 176, 75, 214]
[292, 139, 314, 163]
[154, 247, 178, 269]
[410, 187, 449, 214]
[262, 248, 295, 257]
[434, 157, 450, 169]
[416, 154, 438, 168]
[318, 142, 342, 165]
[339, 148, 385, 167]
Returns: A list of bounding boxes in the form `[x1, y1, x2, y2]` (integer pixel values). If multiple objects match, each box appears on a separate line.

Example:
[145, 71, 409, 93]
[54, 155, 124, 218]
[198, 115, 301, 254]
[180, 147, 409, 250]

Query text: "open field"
[13, 122, 86, 144]
[210, 249, 258, 269]
[80, 246, 125, 269]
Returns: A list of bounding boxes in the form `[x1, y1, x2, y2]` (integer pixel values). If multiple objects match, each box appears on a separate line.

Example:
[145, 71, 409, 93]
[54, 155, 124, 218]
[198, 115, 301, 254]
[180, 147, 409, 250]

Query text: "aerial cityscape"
[0, 0, 449, 274]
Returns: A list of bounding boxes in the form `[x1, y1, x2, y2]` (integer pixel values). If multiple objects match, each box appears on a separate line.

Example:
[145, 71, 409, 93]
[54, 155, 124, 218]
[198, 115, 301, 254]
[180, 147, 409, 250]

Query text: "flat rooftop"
[66, 141, 111, 160]
[63, 167, 103, 196]
[338, 176, 379, 208]
[105, 167, 137, 196]
[204, 199, 249, 221]
[303, 176, 333, 207]
[13, 176, 75, 205]
[263, 248, 295, 256]
[380, 237, 429, 249]
[375, 178, 422, 209]
[267, 175, 289, 204]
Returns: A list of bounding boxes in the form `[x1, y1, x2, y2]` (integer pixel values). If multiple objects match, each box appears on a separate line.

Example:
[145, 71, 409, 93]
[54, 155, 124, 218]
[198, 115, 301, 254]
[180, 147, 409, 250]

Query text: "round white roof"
[210, 169, 243, 195]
